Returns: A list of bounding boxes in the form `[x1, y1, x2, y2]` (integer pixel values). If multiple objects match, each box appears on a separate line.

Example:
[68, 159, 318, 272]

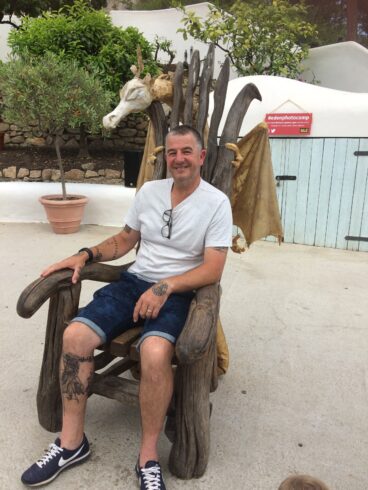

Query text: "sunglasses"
[161, 208, 173, 239]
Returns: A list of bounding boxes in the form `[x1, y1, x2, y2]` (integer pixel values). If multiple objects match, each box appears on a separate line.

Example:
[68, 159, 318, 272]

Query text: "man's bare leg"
[139, 336, 174, 466]
[59, 322, 101, 449]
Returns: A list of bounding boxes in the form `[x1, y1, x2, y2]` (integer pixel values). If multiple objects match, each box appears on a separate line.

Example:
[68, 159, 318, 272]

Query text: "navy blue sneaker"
[21, 434, 90, 487]
[135, 460, 166, 490]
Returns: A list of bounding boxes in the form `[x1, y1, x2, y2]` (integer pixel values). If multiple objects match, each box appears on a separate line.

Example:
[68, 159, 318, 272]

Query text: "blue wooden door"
[269, 138, 368, 251]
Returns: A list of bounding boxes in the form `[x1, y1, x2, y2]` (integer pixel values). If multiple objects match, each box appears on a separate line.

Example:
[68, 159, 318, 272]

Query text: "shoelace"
[141, 465, 162, 490]
[36, 443, 63, 468]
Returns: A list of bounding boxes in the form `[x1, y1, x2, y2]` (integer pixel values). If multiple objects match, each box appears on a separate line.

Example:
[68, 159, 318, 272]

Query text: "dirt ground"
[0, 146, 124, 172]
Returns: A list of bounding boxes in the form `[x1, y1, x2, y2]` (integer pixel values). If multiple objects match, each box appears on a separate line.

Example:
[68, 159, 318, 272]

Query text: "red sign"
[265, 112, 312, 136]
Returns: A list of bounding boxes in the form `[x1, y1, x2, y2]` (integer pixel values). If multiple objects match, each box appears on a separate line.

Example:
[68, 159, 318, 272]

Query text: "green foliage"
[0, 52, 112, 134]
[0, 53, 113, 196]
[0, 0, 107, 27]
[7, 0, 159, 94]
[154, 36, 176, 64]
[124, 0, 203, 10]
[178, 0, 318, 78]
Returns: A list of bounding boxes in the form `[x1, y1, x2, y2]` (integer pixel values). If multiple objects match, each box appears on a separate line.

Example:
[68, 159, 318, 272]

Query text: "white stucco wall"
[109, 3, 236, 79]
[212, 75, 368, 138]
[0, 182, 135, 226]
[301, 42, 368, 93]
[0, 17, 18, 62]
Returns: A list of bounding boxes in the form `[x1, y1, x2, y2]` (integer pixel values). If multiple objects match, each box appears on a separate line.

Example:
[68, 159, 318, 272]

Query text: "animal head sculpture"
[103, 67, 153, 129]
[103, 52, 173, 130]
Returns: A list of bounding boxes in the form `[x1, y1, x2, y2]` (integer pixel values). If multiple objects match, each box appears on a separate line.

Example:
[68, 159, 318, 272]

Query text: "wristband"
[78, 247, 93, 263]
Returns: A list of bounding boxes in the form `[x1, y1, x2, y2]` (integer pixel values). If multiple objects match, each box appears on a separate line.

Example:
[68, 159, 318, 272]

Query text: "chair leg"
[37, 285, 81, 432]
[168, 341, 215, 479]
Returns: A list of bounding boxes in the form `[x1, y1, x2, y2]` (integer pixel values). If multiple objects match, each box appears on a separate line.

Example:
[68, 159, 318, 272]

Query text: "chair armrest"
[17, 262, 133, 319]
[175, 283, 220, 364]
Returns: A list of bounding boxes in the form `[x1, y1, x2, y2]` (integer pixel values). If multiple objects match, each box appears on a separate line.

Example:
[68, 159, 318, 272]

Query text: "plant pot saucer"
[39, 194, 88, 234]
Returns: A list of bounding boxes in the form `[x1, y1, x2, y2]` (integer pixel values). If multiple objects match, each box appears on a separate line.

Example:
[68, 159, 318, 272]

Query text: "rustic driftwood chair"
[17, 45, 261, 479]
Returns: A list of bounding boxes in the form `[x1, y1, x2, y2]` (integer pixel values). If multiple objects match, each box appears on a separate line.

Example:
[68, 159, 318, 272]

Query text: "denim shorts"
[72, 271, 195, 347]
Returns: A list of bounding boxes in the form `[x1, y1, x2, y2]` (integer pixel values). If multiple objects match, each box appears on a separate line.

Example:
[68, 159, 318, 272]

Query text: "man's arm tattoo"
[111, 236, 118, 260]
[212, 247, 228, 254]
[93, 246, 102, 262]
[152, 281, 169, 296]
[61, 353, 94, 402]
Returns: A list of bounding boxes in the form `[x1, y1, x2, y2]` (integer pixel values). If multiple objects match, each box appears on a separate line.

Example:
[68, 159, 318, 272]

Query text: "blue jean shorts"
[73, 271, 195, 347]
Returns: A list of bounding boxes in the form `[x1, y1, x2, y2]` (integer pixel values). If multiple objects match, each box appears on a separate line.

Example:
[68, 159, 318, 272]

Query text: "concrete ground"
[1, 222, 367, 490]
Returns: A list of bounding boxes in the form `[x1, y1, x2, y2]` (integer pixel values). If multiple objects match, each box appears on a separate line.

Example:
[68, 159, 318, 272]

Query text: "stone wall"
[0, 112, 148, 184]
[0, 112, 148, 150]
[1, 165, 124, 184]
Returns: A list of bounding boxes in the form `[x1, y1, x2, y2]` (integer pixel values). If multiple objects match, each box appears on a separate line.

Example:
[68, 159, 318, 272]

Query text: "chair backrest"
[147, 44, 262, 198]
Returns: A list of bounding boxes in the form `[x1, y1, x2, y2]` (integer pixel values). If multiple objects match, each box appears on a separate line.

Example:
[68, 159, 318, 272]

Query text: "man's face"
[165, 132, 206, 186]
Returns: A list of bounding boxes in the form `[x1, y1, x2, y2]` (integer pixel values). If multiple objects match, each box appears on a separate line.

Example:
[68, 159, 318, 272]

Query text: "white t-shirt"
[125, 178, 233, 283]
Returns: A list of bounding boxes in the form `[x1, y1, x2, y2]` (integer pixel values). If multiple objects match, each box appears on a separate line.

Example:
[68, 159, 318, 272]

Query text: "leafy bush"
[8, 0, 159, 95]
[179, 0, 317, 79]
[0, 53, 113, 198]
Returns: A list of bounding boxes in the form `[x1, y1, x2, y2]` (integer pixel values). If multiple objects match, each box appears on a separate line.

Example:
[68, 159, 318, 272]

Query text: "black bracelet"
[78, 247, 93, 263]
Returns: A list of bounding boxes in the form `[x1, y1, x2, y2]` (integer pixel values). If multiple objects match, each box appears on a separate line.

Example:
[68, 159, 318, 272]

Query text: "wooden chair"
[17, 262, 219, 479]
[16, 45, 261, 479]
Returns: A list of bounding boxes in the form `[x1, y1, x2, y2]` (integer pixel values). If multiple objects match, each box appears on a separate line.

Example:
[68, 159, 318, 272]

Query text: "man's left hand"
[133, 280, 171, 322]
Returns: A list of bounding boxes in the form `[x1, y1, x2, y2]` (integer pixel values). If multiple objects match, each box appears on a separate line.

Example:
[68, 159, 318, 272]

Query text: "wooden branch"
[175, 283, 220, 364]
[91, 373, 139, 404]
[94, 351, 115, 371]
[183, 50, 200, 126]
[97, 358, 137, 377]
[148, 101, 168, 180]
[196, 44, 215, 138]
[108, 326, 142, 358]
[169, 339, 216, 478]
[201, 57, 230, 182]
[170, 61, 184, 129]
[17, 262, 133, 319]
[211, 83, 262, 197]
[37, 283, 81, 432]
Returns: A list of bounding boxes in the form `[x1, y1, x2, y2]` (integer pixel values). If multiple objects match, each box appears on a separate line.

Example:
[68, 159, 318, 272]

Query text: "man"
[21, 125, 233, 490]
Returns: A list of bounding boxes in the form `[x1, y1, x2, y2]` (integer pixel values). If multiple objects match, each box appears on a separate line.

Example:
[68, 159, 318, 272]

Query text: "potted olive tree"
[0, 53, 112, 233]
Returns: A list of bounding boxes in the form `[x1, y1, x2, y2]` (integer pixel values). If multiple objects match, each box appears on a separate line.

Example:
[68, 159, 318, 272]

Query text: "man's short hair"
[166, 125, 204, 150]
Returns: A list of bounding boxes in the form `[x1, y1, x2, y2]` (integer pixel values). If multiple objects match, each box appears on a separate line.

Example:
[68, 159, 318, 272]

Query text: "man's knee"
[140, 336, 174, 375]
[63, 321, 101, 354]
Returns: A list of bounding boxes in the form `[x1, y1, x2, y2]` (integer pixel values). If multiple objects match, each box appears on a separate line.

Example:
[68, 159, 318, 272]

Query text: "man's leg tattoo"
[61, 353, 94, 402]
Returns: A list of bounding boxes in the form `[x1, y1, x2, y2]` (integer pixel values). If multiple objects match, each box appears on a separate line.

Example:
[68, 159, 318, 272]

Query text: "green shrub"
[8, 0, 159, 95]
[0, 53, 113, 198]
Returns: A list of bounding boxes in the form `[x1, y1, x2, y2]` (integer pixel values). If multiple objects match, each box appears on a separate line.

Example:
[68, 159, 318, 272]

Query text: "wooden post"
[36, 284, 81, 432]
[169, 339, 216, 479]
[347, 0, 358, 42]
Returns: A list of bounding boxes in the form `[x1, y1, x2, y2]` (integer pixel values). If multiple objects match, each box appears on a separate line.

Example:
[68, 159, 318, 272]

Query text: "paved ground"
[1, 222, 367, 490]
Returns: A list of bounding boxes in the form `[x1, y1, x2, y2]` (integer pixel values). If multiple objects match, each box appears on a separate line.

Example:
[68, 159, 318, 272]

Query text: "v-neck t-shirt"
[125, 178, 233, 283]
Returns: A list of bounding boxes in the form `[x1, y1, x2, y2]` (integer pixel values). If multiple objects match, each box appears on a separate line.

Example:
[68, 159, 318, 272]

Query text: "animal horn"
[129, 47, 145, 79]
[130, 65, 138, 77]
[136, 46, 144, 78]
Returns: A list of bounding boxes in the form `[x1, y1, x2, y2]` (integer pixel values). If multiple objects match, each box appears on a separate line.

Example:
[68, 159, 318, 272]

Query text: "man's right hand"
[41, 252, 88, 284]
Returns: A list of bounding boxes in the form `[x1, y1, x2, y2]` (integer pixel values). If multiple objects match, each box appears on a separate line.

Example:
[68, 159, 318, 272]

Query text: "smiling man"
[21, 125, 233, 490]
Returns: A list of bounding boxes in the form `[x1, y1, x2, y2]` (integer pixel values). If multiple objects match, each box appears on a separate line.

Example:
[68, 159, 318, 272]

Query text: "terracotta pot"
[39, 194, 88, 234]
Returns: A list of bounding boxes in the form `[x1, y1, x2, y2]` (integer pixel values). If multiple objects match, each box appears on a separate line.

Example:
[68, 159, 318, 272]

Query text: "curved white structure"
[211, 75, 368, 138]
[302, 41, 368, 93]
[0, 182, 135, 226]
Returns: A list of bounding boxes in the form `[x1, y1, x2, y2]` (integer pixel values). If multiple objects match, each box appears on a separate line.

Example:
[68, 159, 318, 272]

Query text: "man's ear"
[200, 148, 206, 164]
